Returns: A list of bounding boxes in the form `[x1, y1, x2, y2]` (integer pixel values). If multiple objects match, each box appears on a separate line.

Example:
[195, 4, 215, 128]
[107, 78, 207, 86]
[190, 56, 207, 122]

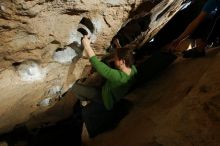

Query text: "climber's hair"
[115, 47, 134, 67]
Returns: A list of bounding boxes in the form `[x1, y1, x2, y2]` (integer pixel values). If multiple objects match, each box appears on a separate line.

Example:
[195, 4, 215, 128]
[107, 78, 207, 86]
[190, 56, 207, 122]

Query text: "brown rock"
[0, 0, 185, 134]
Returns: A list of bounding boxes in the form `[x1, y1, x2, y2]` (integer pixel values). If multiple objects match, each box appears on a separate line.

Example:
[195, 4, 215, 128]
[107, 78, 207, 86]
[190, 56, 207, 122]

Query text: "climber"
[72, 35, 137, 110]
[67, 35, 137, 138]
[169, 0, 220, 58]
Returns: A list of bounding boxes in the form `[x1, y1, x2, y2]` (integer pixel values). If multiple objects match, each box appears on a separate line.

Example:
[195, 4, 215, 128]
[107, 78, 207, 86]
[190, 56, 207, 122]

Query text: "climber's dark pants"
[71, 82, 131, 138]
[71, 82, 102, 104]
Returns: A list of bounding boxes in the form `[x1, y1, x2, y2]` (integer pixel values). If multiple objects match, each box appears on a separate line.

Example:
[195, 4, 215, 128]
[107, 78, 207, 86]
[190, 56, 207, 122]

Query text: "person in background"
[170, 0, 220, 58]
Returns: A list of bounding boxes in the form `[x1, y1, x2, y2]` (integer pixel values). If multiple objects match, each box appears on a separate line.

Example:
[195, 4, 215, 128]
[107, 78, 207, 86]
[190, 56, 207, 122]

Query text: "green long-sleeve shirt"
[90, 56, 137, 110]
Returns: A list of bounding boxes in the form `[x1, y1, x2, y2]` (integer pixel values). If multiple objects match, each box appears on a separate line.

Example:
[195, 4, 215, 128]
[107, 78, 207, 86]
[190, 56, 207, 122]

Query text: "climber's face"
[114, 55, 124, 70]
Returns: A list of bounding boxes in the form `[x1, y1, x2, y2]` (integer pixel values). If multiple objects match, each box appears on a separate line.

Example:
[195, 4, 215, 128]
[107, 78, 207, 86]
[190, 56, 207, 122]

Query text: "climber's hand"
[82, 35, 91, 49]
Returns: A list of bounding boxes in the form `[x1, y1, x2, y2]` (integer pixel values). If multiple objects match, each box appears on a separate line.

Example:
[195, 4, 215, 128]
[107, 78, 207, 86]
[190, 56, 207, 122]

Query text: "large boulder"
[0, 0, 185, 133]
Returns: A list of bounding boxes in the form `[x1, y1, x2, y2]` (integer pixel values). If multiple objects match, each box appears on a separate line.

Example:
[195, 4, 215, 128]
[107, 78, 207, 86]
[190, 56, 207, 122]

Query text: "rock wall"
[0, 0, 186, 134]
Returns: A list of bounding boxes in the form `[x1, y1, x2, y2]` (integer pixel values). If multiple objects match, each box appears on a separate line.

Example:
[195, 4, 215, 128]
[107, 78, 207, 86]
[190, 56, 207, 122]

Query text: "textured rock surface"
[85, 47, 220, 146]
[0, 0, 186, 134]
